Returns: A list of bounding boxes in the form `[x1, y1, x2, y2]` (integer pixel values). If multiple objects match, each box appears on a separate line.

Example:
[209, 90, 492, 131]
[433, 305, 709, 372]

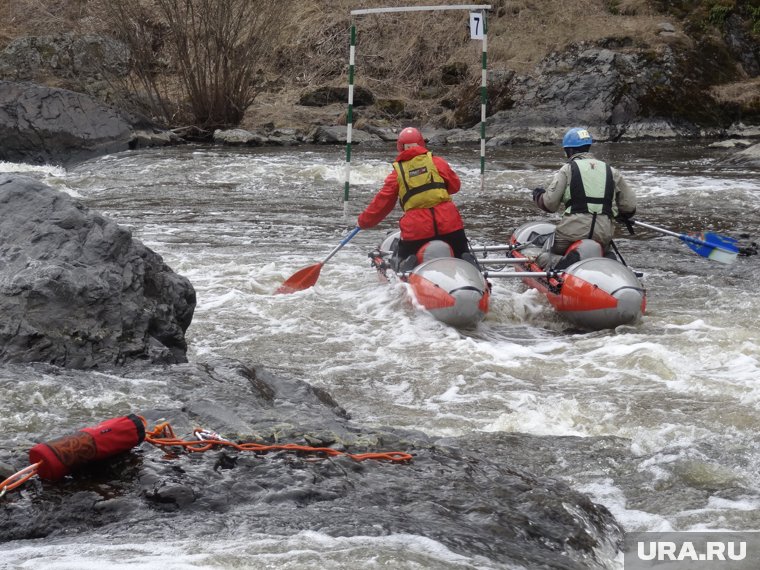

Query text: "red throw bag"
[29, 414, 146, 481]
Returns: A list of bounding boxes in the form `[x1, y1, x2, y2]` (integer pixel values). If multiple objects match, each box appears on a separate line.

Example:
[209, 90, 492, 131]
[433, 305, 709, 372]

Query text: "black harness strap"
[568, 160, 588, 214]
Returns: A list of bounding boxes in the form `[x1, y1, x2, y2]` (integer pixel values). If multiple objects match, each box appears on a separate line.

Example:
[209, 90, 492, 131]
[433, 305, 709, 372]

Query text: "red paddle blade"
[275, 263, 324, 294]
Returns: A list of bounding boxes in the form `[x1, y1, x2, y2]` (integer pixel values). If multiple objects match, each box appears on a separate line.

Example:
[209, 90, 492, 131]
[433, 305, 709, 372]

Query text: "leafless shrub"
[101, 0, 284, 135]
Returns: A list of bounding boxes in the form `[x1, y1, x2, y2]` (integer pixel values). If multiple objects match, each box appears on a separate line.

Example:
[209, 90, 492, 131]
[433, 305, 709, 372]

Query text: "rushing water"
[1, 140, 760, 568]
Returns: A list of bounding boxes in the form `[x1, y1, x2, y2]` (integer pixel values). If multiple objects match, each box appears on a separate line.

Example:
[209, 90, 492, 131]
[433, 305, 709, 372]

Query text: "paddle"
[275, 226, 361, 294]
[632, 220, 739, 264]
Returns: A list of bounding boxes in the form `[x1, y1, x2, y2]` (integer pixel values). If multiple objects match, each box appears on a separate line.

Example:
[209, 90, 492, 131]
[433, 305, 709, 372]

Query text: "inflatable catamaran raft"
[277, 218, 746, 330]
[370, 223, 646, 330]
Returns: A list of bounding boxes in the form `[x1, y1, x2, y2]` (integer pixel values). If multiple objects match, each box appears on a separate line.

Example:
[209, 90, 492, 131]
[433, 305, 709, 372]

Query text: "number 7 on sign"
[469, 12, 484, 39]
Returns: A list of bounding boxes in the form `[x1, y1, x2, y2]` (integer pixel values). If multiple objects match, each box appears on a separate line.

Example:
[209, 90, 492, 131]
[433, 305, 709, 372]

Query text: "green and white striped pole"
[343, 24, 356, 218]
[345, 5, 492, 210]
[479, 10, 488, 191]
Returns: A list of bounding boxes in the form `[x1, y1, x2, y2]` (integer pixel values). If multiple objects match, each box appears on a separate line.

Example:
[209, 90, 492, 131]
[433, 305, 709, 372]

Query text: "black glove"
[739, 242, 758, 257]
[532, 187, 545, 205]
[615, 210, 636, 234]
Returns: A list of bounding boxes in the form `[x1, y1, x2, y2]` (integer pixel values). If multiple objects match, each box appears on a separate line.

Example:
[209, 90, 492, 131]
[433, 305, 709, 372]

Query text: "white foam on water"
[578, 478, 675, 533]
[482, 392, 588, 436]
[626, 171, 758, 198]
[0, 160, 66, 178]
[0, 531, 503, 570]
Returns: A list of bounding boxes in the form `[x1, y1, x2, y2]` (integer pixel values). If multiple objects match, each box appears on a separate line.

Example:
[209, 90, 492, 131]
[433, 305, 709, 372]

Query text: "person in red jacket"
[357, 127, 470, 263]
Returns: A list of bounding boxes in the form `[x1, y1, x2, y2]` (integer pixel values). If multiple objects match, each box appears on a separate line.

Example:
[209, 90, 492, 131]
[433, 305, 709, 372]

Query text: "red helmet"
[396, 127, 425, 152]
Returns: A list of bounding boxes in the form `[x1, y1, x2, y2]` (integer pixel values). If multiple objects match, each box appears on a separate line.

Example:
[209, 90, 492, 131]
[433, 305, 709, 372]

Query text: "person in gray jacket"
[532, 128, 637, 265]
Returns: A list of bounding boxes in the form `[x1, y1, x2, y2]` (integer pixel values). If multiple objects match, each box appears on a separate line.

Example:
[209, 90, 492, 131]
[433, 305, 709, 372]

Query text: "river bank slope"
[1, 0, 759, 149]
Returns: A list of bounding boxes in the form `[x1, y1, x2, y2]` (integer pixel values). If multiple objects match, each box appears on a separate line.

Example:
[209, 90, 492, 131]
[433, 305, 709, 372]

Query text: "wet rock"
[262, 127, 307, 146]
[213, 126, 324, 146]
[0, 34, 130, 83]
[146, 484, 197, 510]
[709, 139, 755, 149]
[0, 81, 134, 166]
[131, 129, 181, 148]
[717, 142, 760, 167]
[483, 40, 745, 143]
[0, 358, 623, 568]
[0, 81, 175, 166]
[310, 125, 382, 144]
[213, 128, 266, 146]
[723, 14, 760, 77]
[727, 123, 760, 138]
[0, 175, 195, 368]
[357, 124, 398, 142]
[487, 45, 645, 141]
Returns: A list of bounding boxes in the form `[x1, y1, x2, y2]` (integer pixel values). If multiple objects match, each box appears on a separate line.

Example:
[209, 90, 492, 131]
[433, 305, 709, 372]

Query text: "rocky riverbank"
[3, 78, 760, 169]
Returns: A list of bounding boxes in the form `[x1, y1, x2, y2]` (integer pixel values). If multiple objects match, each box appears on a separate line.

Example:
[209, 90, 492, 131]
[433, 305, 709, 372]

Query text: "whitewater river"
[1, 140, 759, 568]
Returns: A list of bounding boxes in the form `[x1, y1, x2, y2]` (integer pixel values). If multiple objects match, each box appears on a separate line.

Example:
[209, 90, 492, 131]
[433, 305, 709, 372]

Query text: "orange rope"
[0, 418, 412, 499]
[0, 461, 42, 498]
[141, 418, 413, 463]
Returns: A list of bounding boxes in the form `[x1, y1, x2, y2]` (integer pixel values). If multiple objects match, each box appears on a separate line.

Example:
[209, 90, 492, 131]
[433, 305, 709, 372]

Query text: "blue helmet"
[562, 128, 593, 148]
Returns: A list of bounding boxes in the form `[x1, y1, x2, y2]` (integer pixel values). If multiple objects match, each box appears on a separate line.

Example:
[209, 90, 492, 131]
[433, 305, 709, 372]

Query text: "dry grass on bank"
[270, 0, 673, 81]
[0, 0, 88, 43]
[711, 78, 760, 108]
[246, 0, 678, 129]
[1, 0, 677, 80]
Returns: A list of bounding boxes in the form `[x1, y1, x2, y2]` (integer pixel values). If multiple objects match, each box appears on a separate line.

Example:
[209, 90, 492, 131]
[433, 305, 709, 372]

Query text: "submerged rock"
[0, 175, 196, 368]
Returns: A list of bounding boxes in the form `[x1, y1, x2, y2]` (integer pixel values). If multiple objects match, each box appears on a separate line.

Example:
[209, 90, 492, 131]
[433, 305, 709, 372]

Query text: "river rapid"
[1, 140, 759, 569]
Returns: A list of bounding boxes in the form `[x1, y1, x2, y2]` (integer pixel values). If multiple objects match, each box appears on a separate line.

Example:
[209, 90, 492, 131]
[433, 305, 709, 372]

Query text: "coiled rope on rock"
[144, 418, 412, 463]
[0, 414, 412, 498]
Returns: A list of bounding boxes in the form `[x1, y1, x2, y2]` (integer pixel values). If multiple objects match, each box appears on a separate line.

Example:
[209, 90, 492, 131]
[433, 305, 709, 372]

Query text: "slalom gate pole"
[479, 9, 488, 191]
[346, 4, 492, 207]
[343, 23, 356, 219]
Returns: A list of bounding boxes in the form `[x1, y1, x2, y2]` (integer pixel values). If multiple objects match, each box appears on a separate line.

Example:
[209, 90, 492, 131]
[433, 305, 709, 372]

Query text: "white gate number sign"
[469, 12, 483, 39]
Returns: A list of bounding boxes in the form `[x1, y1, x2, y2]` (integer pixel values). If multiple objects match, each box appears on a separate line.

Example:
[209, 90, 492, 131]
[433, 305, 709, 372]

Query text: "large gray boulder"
[485, 42, 732, 144]
[0, 175, 196, 368]
[0, 81, 135, 166]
